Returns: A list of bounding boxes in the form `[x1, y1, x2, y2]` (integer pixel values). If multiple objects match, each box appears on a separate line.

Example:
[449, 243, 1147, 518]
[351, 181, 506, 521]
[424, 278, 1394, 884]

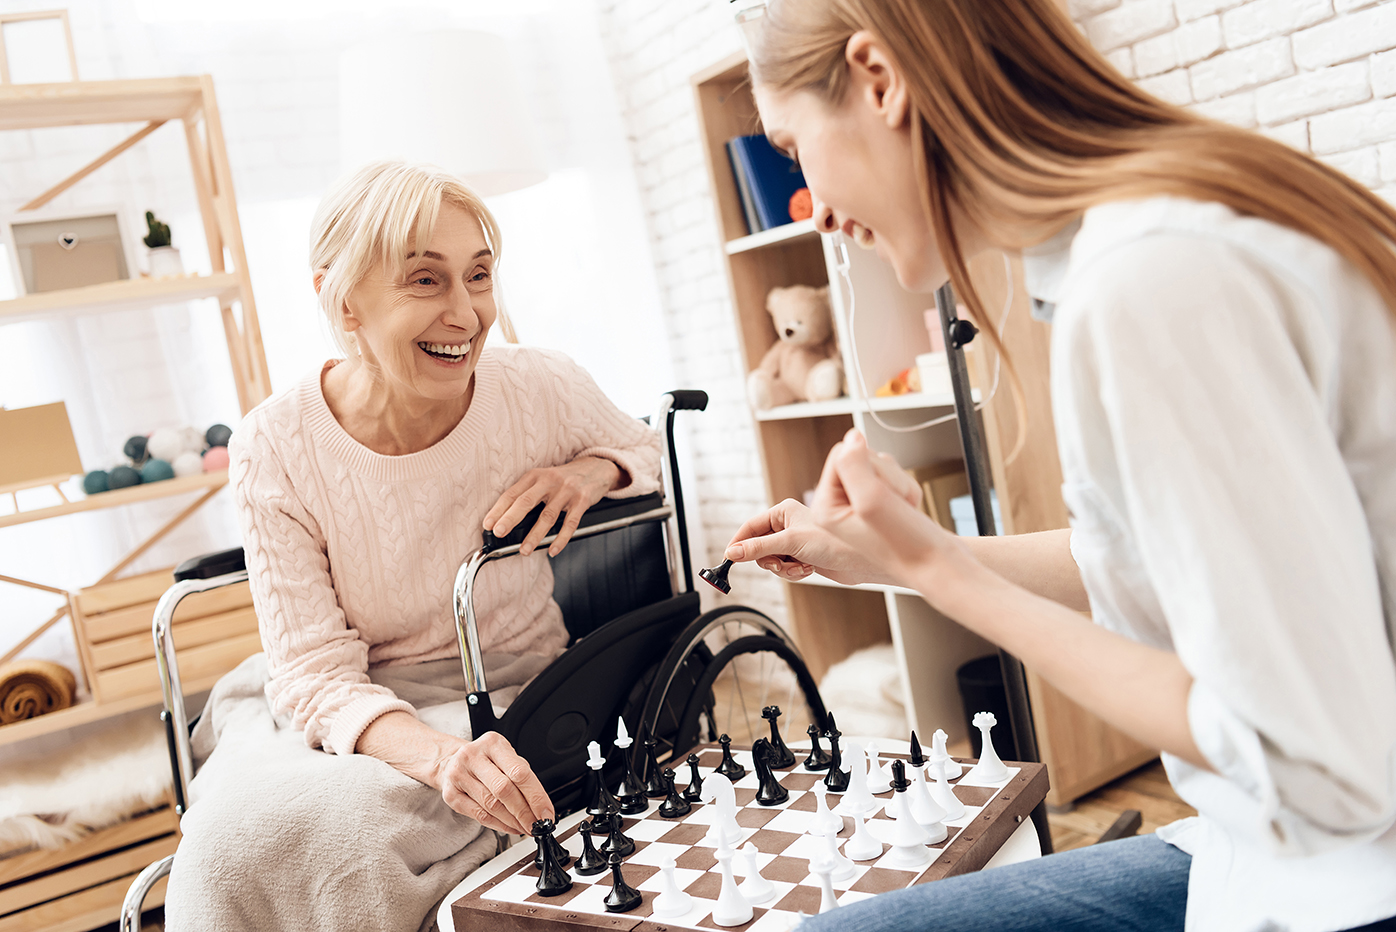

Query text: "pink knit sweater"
[227, 346, 663, 755]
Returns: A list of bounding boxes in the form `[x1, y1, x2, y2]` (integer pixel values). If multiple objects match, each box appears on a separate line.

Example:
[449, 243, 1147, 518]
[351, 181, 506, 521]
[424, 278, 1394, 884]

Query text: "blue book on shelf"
[726, 139, 763, 235]
[728, 134, 807, 231]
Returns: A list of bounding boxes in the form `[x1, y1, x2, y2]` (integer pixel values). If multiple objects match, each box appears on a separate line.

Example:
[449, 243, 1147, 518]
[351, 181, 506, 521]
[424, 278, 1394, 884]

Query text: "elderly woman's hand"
[435, 731, 555, 835]
[484, 456, 624, 557]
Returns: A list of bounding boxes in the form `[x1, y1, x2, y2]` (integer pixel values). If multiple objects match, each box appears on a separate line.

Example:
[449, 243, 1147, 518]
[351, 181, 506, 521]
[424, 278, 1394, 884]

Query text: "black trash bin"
[955, 655, 1017, 758]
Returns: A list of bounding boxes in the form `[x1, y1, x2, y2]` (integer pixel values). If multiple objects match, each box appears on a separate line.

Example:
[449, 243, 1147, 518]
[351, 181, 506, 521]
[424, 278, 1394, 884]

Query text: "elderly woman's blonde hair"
[310, 160, 516, 356]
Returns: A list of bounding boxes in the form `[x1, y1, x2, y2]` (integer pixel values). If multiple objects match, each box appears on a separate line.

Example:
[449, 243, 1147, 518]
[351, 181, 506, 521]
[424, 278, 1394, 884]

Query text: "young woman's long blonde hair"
[749, 0, 1396, 406]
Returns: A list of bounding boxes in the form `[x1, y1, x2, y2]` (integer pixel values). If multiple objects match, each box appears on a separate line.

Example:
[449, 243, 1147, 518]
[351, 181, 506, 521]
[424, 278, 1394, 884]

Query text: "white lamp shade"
[339, 31, 547, 197]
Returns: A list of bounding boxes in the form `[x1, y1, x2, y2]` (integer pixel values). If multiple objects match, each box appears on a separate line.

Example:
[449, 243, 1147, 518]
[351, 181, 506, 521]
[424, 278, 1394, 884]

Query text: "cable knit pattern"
[227, 346, 662, 755]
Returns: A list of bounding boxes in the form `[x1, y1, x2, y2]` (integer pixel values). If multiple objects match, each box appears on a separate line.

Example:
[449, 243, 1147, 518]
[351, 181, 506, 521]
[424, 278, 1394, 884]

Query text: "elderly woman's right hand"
[435, 731, 555, 835]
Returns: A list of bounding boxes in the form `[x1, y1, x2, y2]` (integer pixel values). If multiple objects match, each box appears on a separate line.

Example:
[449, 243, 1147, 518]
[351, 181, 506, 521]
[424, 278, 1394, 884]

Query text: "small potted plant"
[143, 210, 183, 277]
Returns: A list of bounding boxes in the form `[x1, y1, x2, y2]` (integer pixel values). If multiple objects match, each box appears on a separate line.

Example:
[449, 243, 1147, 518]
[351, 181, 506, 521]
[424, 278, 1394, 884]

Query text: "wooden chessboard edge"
[921, 762, 1049, 882]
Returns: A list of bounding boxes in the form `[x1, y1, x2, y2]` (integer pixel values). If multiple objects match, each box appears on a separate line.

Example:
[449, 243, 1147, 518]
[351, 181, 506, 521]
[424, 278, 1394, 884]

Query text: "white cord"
[839, 236, 1013, 434]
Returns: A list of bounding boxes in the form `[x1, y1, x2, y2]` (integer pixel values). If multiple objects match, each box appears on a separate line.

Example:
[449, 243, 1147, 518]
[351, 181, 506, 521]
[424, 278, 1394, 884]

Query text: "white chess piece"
[700, 772, 745, 847]
[931, 728, 963, 779]
[615, 716, 633, 751]
[832, 742, 878, 817]
[808, 782, 843, 836]
[819, 829, 857, 881]
[810, 858, 840, 913]
[865, 741, 892, 794]
[878, 779, 933, 870]
[712, 838, 754, 927]
[927, 758, 966, 821]
[652, 857, 694, 919]
[907, 758, 948, 844]
[738, 842, 776, 905]
[843, 811, 883, 861]
[965, 712, 1010, 783]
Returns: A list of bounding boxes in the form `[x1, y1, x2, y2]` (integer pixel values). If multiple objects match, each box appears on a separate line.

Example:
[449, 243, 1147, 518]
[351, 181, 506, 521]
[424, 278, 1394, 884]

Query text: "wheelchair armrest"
[481, 492, 666, 551]
[174, 547, 246, 581]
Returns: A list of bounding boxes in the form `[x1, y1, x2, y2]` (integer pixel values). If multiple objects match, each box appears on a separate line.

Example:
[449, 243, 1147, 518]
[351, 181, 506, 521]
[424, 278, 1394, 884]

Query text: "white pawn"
[809, 858, 840, 913]
[652, 857, 694, 920]
[927, 758, 966, 821]
[819, 829, 857, 881]
[712, 839, 753, 927]
[843, 811, 883, 861]
[833, 742, 878, 817]
[965, 711, 1010, 783]
[865, 741, 892, 794]
[738, 842, 776, 905]
[907, 759, 948, 844]
[809, 782, 843, 836]
[930, 728, 963, 780]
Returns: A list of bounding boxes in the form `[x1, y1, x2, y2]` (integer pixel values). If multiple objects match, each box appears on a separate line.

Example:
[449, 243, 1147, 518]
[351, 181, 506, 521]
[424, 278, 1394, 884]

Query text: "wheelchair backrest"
[549, 518, 673, 644]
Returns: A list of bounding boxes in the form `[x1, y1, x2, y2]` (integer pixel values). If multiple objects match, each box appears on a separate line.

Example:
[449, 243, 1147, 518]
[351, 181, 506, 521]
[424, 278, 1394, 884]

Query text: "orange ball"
[789, 187, 813, 222]
[202, 445, 230, 472]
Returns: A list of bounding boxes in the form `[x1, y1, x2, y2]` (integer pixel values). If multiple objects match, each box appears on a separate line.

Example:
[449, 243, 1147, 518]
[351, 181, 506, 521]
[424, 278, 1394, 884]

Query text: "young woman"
[725, 1, 1396, 929]
[163, 160, 661, 931]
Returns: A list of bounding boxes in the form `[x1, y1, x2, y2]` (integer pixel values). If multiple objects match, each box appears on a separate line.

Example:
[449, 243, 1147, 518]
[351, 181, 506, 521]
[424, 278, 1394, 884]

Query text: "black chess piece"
[598, 810, 635, 859]
[716, 733, 746, 780]
[699, 558, 733, 594]
[761, 706, 797, 769]
[823, 718, 850, 793]
[603, 852, 643, 913]
[682, 752, 704, 802]
[890, 758, 911, 793]
[587, 764, 621, 819]
[659, 767, 692, 818]
[908, 730, 926, 768]
[642, 733, 668, 798]
[574, 820, 609, 876]
[614, 738, 649, 816]
[532, 820, 574, 897]
[532, 820, 572, 870]
[803, 723, 832, 771]
[751, 738, 790, 806]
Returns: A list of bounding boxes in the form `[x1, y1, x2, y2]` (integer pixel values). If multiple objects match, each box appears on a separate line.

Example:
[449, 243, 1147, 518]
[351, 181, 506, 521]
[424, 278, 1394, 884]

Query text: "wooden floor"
[1046, 758, 1196, 851]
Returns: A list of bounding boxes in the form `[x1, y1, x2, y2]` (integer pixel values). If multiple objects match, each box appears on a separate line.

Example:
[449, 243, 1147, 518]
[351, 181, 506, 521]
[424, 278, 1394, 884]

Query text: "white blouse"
[1024, 196, 1396, 932]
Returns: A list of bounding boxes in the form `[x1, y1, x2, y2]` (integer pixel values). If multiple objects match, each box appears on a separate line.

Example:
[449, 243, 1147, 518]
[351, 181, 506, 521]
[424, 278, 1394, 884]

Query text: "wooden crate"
[71, 567, 261, 705]
[0, 805, 179, 932]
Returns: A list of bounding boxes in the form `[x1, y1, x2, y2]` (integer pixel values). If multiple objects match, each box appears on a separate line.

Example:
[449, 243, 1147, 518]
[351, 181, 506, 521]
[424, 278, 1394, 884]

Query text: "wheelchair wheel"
[638, 606, 827, 766]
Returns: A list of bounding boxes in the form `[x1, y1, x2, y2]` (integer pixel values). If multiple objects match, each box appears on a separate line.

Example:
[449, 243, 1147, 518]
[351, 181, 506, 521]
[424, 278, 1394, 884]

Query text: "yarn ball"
[179, 425, 206, 455]
[82, 470, 109, 494]
[108, 465, 142, 490]
[141, 459, 175, 483]
[789, 187, 814, 222]
[123, 435, 148, 465]
[202, 445, 230, 472]
[172, 451, 204, 478]
[205, 423, 232, 448]
[147, 428, 184, 463]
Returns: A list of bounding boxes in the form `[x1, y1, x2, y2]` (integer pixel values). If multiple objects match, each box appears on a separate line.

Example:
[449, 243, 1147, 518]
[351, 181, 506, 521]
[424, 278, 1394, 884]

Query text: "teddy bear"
[747, 284, 845, 410]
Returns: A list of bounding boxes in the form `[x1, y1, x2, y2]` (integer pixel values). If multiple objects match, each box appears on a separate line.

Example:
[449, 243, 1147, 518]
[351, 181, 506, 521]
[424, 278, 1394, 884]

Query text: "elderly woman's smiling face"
[342, 203, 498, 403]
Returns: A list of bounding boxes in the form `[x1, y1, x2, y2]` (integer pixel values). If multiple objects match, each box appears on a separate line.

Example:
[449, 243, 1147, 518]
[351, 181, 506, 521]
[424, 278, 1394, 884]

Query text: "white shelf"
[752, 389, 976, 422]
[725, 218, 820, 254]
[0, 273, 241, 325]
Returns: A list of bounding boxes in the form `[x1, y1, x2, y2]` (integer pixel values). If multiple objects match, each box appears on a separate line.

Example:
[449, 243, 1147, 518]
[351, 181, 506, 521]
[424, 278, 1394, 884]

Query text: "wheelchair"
[120, 389, 827, 931]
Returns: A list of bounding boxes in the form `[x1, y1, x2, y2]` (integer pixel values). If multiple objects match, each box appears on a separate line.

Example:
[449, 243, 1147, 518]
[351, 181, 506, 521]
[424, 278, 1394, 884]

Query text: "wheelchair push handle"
[666, 390, 708, 411]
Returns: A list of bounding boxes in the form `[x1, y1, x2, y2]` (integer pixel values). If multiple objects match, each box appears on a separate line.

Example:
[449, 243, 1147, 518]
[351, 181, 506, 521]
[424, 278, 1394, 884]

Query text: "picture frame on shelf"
[0, 10, 79, 85]
[1, 205, 138, 296]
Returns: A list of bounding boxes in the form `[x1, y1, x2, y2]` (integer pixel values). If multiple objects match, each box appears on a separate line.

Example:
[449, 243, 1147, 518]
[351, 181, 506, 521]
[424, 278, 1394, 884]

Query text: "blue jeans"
[800, 834, 1190, 932]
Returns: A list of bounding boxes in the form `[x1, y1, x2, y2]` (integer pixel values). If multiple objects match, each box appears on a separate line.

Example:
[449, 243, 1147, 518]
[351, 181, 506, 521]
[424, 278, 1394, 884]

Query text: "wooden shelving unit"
[0, 75, 271, 932]
[692, 52, 1154, 809]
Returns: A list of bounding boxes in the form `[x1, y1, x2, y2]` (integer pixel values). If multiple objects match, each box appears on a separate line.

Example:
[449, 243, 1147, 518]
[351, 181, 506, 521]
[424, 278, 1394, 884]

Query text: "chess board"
[452, 742, 1048, 932]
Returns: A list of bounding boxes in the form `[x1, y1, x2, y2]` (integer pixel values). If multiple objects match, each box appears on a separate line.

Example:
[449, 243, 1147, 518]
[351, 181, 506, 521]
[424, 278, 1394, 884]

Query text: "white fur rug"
[818, 643, 909, 741]
[0, 714, 171, 857]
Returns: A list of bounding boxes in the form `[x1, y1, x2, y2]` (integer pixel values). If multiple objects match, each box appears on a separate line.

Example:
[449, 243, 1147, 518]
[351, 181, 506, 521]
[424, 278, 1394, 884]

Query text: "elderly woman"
[163, 160, 661, 931]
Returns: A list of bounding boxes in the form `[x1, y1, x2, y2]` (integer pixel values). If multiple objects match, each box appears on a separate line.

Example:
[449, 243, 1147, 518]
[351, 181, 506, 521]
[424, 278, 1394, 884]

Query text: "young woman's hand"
[483, 456, 623, 556]
[810, 429, 965, 589]
[434, 730, 555, 835]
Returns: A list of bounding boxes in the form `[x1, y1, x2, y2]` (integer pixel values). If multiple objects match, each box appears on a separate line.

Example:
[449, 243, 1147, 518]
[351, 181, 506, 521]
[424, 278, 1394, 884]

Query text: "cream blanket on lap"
[164, 651, 553, 932]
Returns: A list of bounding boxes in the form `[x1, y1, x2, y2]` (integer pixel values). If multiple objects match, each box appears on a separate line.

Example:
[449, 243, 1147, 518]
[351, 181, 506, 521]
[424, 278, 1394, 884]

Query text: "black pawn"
[532, 822, 571, 870]
[642, 734, 668, 798]
[823, 721, 850, 793]
[532, 820, 573, 897]
[803, 723, 832, 771]
[716, 733, 746, 780]
[682, 752, 704, 802]
[699, 558, 733, 594]
[615, 741, 648, 815]
[762, 706, 797, 769]
[659, 767, 691, 818]
[751, 738, 790, 806]
[890, 758, 911, 793]
[908, 730, 926, 768]
[603, 852, 643, 913]
[598, 810, 635, 859]
[574, 820, 609, 876]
